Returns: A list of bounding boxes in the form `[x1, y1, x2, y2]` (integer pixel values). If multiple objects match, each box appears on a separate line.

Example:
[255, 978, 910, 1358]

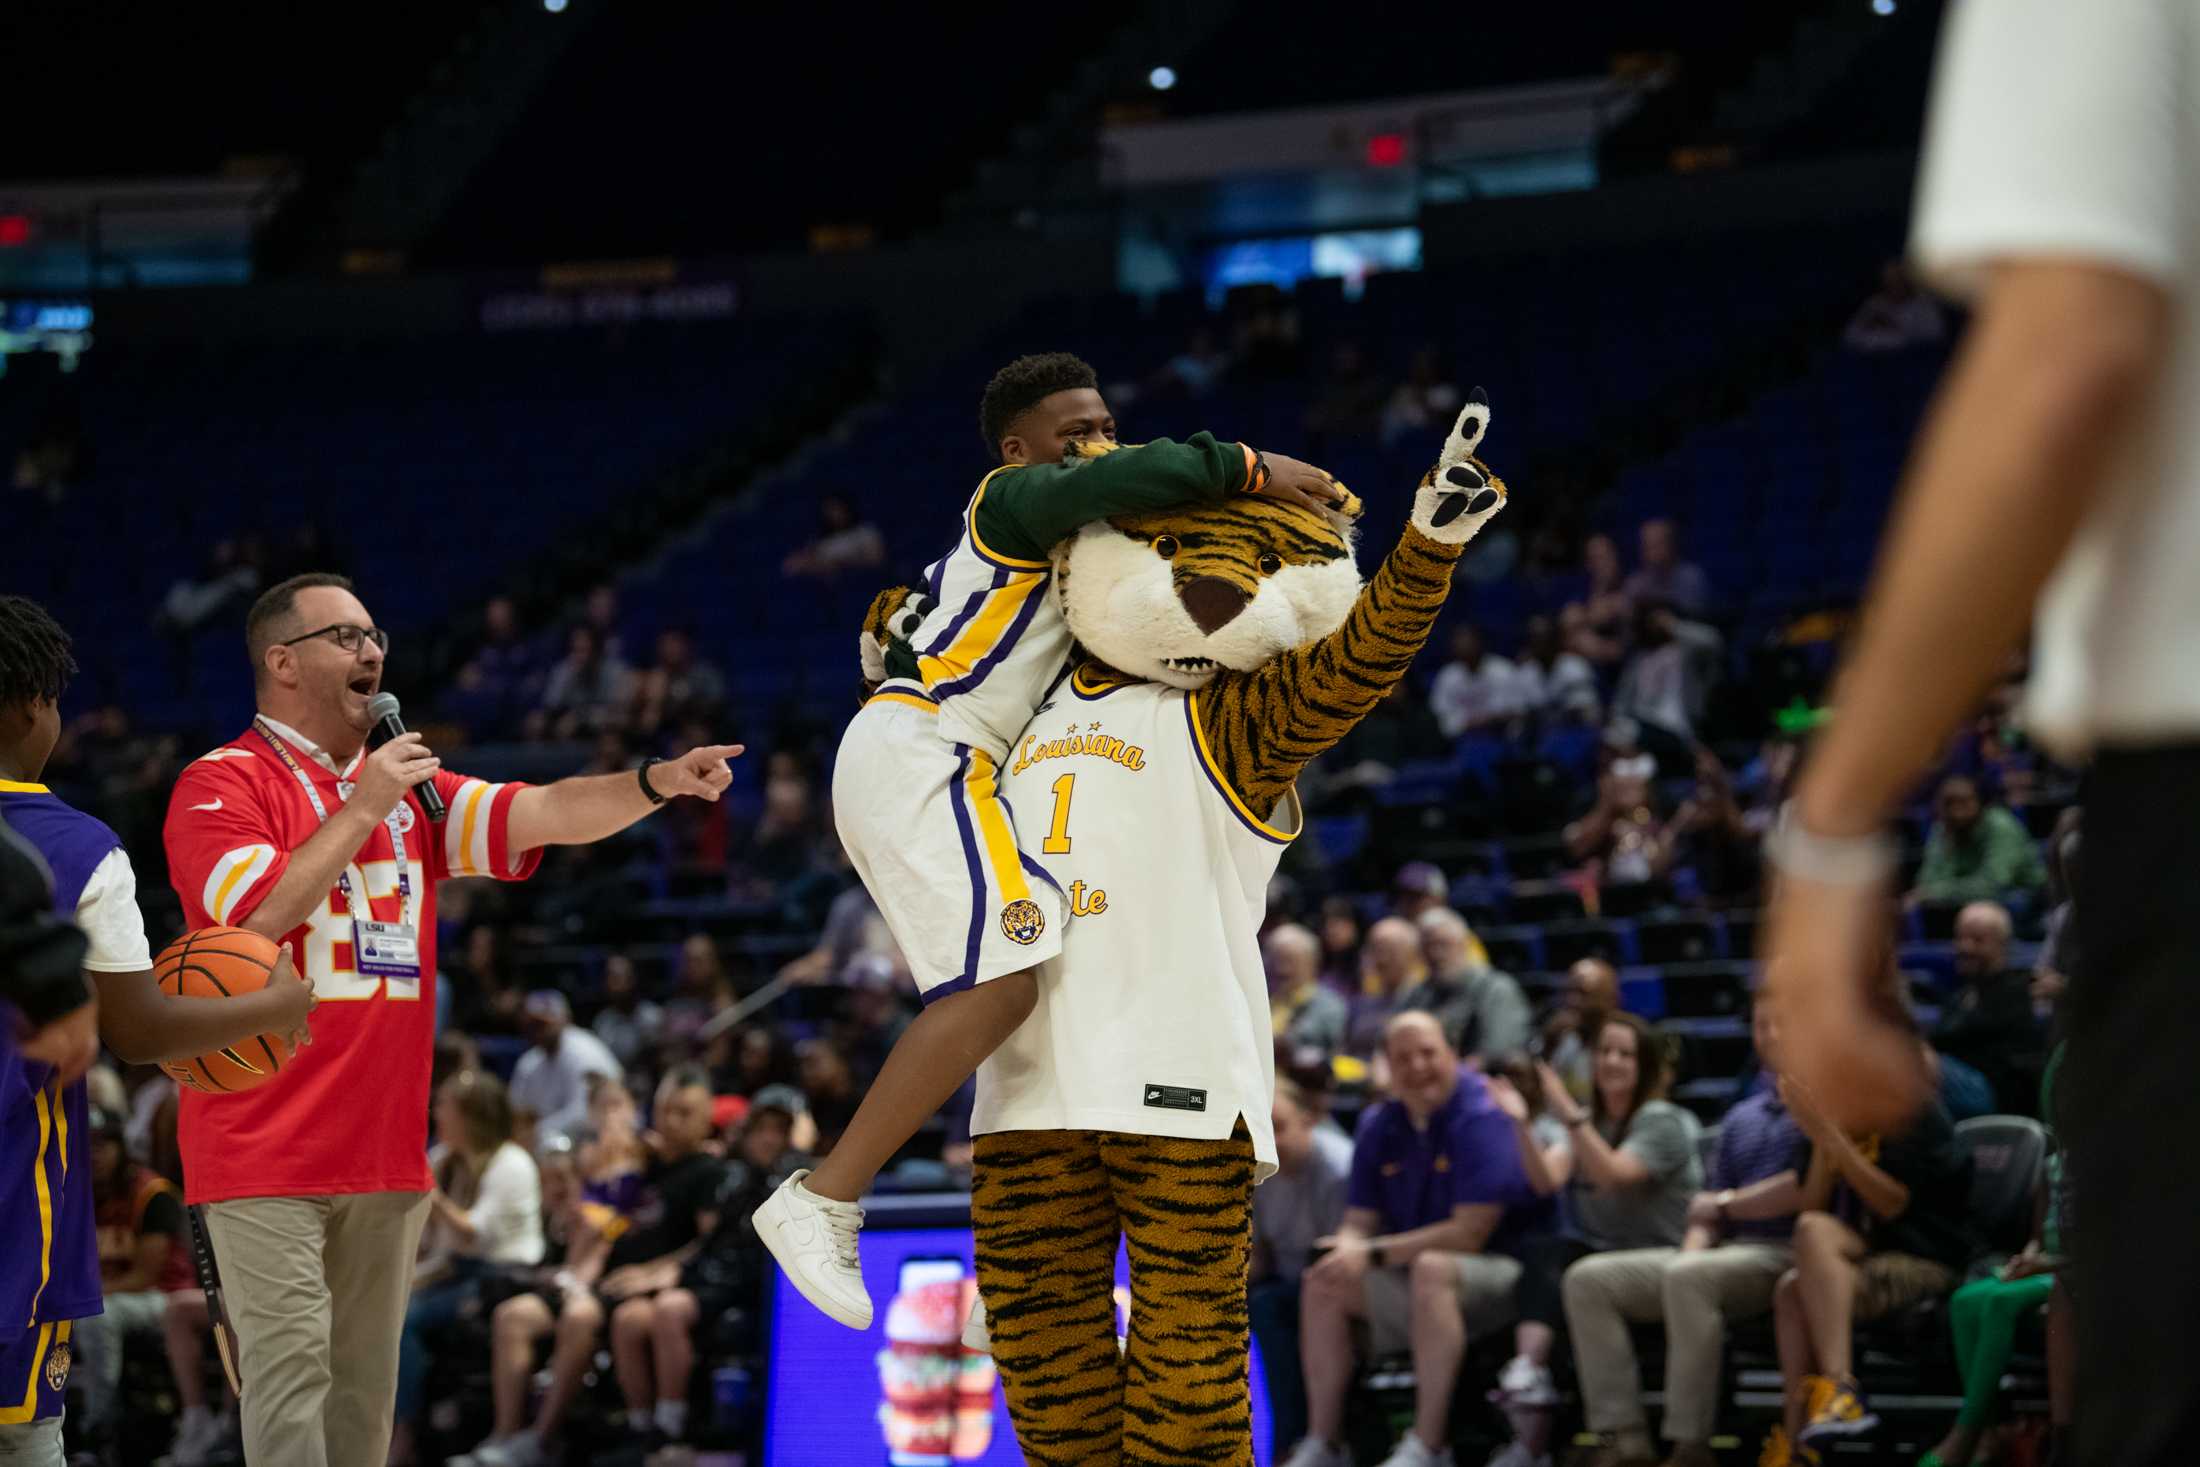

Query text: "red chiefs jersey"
[162, 722, 541, 1205]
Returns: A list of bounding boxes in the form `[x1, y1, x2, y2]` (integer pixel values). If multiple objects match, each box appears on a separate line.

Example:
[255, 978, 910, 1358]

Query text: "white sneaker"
[753, 1168, 873, 1329]
[1375, 1435, 1455, 1467]
[962, 1293, 991, 1352]
[1491, 1353, 1559, 1408]
[169, 1409, 221, 1467]
[1280, 1441, 1355, 1467]
[472, 1434, 551, 1467]
[1482, 1443, 1551, 1467]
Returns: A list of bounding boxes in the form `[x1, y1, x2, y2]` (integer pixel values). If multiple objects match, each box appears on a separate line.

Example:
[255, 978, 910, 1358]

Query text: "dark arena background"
[3, 2, 2087, 1465]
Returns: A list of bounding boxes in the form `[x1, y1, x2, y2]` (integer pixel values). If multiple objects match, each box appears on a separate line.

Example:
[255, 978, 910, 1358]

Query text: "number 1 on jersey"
[1042, 772, 1075, 855]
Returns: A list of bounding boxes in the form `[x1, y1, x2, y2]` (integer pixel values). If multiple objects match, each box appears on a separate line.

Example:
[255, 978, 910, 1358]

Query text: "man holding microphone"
[161, 573, 741, 1467]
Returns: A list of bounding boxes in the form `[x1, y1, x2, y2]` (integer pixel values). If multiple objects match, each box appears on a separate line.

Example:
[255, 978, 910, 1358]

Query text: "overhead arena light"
[1148, 66, 1177, 92]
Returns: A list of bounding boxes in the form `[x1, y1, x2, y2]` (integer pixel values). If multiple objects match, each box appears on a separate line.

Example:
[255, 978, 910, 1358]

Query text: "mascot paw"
[858, 586, 933, 690]
[1414, 389, 1507, 545]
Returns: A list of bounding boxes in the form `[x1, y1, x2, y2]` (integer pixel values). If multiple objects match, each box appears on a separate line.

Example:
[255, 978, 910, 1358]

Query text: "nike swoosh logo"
[190, 799, 224, 812]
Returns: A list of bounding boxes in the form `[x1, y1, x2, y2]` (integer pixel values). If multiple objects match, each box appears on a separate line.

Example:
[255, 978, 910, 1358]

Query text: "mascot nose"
[1179, 575, 1251, 636]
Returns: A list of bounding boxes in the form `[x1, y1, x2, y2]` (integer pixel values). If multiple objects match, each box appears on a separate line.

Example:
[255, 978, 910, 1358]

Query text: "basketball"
[154, 925, 291, 1095]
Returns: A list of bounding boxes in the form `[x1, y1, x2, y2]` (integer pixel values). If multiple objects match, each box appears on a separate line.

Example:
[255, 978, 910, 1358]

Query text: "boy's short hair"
[0, 596, 76, 711]
[978, 352, 1099, 458]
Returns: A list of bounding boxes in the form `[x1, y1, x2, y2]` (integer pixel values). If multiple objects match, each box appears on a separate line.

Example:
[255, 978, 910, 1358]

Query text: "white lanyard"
[254, 719, 413, 930]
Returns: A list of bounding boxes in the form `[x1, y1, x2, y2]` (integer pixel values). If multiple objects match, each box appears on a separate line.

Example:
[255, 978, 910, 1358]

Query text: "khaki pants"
[202, 1191, 431, 1467]
[1561, 1242, 1791, 1445]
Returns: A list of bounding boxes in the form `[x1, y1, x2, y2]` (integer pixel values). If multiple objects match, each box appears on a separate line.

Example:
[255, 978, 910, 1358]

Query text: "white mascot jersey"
[978, 665, 1295, 1184]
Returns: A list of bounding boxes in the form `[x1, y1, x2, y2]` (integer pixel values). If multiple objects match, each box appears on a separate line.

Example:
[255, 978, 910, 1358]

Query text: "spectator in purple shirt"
[1558, 994, 1808, 1467]
[1282, 1013, 1556, 1467]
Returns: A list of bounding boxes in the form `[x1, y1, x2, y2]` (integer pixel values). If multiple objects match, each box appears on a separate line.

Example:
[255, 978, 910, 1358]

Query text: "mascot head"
[1053, 488, 1365, 691]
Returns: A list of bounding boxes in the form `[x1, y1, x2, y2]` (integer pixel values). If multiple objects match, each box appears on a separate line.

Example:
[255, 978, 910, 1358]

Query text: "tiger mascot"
[865, 397, 1508, 1465]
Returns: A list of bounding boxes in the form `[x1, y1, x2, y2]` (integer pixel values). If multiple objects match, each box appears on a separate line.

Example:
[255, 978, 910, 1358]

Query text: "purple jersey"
[2, 783, 120, 1337]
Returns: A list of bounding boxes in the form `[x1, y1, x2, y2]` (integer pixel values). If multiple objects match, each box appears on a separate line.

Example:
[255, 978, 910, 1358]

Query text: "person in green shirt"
[1908, 775, 2047, 907]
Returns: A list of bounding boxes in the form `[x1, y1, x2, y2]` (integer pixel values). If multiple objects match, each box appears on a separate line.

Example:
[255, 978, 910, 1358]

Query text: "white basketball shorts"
[830, 680, 1065, 1001]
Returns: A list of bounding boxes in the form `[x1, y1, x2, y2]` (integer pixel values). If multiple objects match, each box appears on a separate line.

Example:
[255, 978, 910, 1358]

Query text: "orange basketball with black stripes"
[153, 926, 289, 1095]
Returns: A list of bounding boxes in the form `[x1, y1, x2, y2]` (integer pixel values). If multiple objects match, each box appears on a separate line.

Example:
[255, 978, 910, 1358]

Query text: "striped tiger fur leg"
[973, 1131, 1128, 1466]
[1107, 1124, 1258, 1467]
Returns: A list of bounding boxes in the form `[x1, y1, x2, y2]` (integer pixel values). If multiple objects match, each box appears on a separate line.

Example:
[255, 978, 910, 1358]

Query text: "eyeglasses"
[279, 623, 389, 656]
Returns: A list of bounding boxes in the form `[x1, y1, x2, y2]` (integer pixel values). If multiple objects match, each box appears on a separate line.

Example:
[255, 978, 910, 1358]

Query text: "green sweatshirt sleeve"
[970, 432, 1249, 563]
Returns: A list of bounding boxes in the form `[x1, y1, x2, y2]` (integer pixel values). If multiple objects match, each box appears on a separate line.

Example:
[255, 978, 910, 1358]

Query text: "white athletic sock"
[654, 1398, 688, 1440]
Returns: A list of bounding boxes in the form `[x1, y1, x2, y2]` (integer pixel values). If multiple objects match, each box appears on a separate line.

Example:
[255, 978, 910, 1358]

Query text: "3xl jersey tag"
[1143, 1084, 1207, 1113]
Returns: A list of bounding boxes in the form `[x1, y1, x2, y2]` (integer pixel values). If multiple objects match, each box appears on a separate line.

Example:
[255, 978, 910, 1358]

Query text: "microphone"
[365, 693, 446, 822]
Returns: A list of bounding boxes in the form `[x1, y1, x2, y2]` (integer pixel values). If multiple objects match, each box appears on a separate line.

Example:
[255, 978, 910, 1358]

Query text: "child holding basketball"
[0, 595, 314, 1461]
[755, 353, 1344, 1327]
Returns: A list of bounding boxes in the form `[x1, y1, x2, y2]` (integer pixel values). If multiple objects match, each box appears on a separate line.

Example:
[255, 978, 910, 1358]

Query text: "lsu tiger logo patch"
[44, 1338, 70, 1392]
[1000, 899, 1046, 946]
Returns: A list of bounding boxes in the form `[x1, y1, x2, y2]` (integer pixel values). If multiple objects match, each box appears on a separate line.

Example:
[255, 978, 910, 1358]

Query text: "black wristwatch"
[638, 757, 668, 807]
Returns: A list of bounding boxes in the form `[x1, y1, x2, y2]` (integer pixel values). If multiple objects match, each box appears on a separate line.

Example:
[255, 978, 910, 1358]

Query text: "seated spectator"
[1622, 519, 1711, 618]
[1428, 625, 1520, 740]
[1773, 1070, 1976, 1456]
[797, 1037, 862, 1155]
[391, 1071, 542, 1467]
[831, 953, 916, 1084]
[1268, 922, 1351, 1056]
[1611, 601, 1723, 755]
[577, 1076, 648, 1219]
[581, 581, 628, 662]
[776, 862, 892, 987]
[630, 627, 728, 739]
[1661, 748, 1763, 908]
[1842, 260, 1947, 353]
[1380, 347, 1464, 446]
[73, 1105, 195, 1459]
[2032, 819, 2081, 1018]
[1537, 958, 1619, 1109]
[1412, 907, 1531, 1064]
[1909, 774, 2047, 909]
[1933, 901, 2045, 1114]
[606, 1094, 814, 1459]
[465, 1068, 726, 1467]
[449, 925, 525, 1038]
[782, 492, 886, 579]
[1563, 533, 1634, 668]
[1317, 896, 1365, 996]
[1283, 1014, 1558, 1467]
[1512, 614, 1600, 726]
[727, 768, 834, 907]
[153, 538, 260, 637]
[1392, 861, 1450, 923]
[534, 624, 635, 741]
[1566, 759, 1671, 889]
[662, 933, 737, 1052]
[445, 595, 545, 738]
[1921, 1045, 2067, 1467]
[509, 990, 624, 1148]
[590, 954, 665, 1076]
[162, 1286, 238, 1467]
[1561, 994, 1807, 1467]
[1345, 916, 1428, 1057]
[1252, 1078, 1355, 1459]
[1485, 1019, 1701, 1465]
